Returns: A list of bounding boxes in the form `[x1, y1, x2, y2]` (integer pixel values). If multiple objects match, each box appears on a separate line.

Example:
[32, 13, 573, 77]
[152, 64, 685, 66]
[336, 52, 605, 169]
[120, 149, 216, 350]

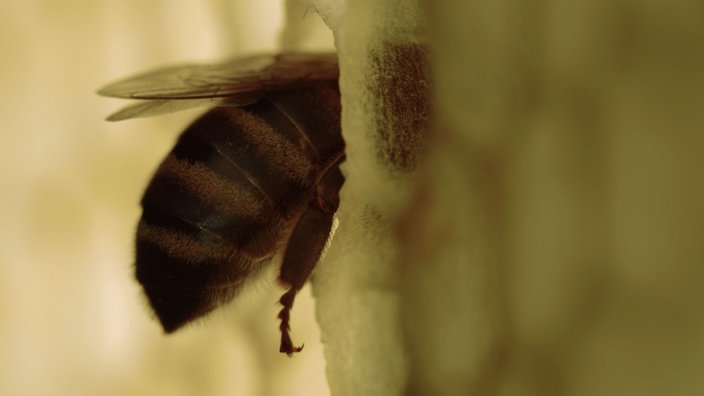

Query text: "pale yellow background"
[0, 1, 333, 395]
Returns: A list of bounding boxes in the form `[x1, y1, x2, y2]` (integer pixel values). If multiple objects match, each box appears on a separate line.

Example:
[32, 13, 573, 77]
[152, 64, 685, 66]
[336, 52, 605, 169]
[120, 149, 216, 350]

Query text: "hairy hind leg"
[277, 164, 343, 356]
[277, 204, 335, 356]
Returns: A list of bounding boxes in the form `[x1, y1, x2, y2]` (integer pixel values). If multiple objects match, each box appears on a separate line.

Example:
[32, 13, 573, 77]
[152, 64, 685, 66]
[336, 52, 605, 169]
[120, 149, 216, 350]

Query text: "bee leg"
[278, 288, 303, 356]
[277, 163, 343, 356]
[277, 203, 335, 356]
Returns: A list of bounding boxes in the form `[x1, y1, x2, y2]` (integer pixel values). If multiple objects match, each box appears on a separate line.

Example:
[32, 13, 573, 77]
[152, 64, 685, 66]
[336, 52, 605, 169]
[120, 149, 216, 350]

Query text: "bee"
[99, 53, 344, 356]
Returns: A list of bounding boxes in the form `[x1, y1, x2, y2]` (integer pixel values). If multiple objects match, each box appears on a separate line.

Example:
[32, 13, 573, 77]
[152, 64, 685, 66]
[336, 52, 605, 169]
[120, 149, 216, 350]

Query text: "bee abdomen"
[135, 95, 336, 332]
[265, 82, 343, 166]
[135, 231, 264, 332]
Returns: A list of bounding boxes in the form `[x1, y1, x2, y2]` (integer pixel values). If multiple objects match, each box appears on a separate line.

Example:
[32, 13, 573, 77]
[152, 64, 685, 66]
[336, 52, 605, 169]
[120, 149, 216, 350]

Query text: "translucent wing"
[98, 52, 339, 120]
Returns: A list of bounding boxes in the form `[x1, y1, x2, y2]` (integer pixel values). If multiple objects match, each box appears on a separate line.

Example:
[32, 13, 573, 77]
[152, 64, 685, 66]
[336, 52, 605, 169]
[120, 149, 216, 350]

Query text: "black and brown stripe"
[135, 81, 344, 333]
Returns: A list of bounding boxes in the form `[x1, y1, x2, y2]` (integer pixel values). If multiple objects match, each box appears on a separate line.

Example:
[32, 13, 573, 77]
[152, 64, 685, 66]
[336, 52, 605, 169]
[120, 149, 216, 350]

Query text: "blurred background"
[0, 1, 333, 395]
[5, 1, 704, 395]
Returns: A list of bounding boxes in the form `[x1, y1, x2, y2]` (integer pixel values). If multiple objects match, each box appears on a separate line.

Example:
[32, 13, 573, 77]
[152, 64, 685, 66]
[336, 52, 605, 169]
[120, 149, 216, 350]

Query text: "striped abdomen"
[135, 81, 343, 332]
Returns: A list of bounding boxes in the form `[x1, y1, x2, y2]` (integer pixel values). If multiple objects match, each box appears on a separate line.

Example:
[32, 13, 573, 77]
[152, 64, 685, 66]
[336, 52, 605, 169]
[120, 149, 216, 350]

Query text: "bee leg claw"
[278, 289, 304, 356]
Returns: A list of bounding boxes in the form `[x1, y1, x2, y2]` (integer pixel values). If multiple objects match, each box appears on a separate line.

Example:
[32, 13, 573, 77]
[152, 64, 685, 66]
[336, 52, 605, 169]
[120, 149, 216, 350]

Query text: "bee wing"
[104, 98, 227, 121]
[99, 52, 338, 120]
[98, 53, 339, 120]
